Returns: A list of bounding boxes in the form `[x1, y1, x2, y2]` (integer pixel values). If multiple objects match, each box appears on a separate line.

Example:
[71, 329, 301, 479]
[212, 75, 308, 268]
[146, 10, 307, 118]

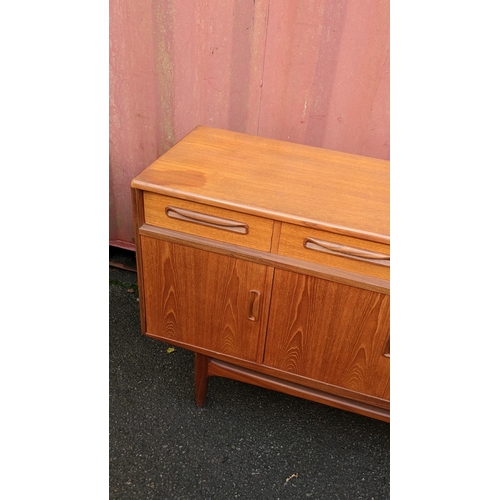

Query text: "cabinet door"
[263, 269, 390, 400]
[140, 236, 270, 362]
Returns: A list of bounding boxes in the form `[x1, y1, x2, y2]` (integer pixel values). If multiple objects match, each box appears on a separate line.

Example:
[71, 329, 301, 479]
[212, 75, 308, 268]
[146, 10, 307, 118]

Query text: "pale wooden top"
[131, 126, 390, 244]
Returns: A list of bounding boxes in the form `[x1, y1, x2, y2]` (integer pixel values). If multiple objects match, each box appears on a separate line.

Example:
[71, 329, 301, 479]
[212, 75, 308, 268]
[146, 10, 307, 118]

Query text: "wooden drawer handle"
[247, 290, 261, 321]
[304, 238, 390, 267]
[166, 206, 249, 234]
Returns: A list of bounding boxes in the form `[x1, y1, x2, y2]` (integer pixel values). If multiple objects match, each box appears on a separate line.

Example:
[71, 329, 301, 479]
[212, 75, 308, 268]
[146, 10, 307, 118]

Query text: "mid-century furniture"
[131, 126, 390, 422]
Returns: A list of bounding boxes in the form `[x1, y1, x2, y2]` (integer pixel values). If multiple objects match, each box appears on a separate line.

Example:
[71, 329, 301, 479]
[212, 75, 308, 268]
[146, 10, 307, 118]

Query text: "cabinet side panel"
[140, 236, 268, 362]
[131, 188, 147, 334]
[264, 269, 390, 400]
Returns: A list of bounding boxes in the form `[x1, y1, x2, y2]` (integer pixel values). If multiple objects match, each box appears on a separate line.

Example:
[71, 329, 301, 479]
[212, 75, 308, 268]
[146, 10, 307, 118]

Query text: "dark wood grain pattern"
[140, 236, 269, 362]
[263, 269, 390, 400]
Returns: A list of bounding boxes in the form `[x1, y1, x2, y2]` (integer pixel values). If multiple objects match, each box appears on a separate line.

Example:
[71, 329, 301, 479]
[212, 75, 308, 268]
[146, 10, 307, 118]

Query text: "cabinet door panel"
[264, 270, 390, 399]
[140, 236, 269, 362]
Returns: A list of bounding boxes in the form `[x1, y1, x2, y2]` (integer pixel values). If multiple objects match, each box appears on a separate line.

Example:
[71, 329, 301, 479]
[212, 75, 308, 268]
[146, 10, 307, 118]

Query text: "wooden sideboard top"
[131, 126, 390, 244]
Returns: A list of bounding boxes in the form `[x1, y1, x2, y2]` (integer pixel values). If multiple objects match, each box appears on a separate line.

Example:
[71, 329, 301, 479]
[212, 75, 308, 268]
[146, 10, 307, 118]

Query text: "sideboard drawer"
[143, 192, 274, 251]
[278, 223, 390, 279]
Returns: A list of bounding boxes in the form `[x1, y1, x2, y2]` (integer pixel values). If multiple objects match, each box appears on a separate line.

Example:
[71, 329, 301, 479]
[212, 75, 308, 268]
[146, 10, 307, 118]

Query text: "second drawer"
[143, 192, 274, 251]
[278, 223, 390, 279]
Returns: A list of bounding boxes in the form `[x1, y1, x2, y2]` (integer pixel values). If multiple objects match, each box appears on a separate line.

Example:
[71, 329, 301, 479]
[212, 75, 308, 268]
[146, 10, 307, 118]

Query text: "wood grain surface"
[263, 269, 390, 399]
[132, 126, 390, 419]
[143, 191, 274, 251]
[131, 126, 390, 244]
[278, 222, 390, 279]
[139, 224, 390, 295]
[140, 236, 270, 362]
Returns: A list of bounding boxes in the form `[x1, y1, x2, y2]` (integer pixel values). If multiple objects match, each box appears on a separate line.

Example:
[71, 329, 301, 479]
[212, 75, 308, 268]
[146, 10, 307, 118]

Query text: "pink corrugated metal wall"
[110, 0, 390, 249]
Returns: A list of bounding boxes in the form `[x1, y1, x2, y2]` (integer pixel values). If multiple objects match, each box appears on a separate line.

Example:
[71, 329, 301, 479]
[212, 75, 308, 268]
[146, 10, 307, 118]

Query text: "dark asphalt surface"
[109, 258, 390, 499]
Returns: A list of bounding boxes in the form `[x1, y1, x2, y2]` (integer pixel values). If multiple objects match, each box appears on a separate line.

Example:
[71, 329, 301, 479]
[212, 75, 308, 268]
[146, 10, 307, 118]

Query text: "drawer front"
[143, 192, 273, 251]
[278, 223, 390, 279]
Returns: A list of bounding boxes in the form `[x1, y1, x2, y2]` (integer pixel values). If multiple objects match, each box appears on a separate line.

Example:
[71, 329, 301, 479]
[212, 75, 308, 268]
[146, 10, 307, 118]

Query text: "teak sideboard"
[131, 126, 390, 422]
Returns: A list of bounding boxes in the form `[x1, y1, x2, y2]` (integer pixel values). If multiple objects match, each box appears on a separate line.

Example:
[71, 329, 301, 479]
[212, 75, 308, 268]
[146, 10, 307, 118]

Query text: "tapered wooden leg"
[194, 353, 209, 407]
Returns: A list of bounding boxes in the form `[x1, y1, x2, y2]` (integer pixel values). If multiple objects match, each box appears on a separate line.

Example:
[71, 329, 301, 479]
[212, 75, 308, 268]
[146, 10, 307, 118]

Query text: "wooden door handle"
[166, 206, 249, 234]
[304, 237, 390, 267]
[247, 290, 261, 321]
[383, 337, 390, 358]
